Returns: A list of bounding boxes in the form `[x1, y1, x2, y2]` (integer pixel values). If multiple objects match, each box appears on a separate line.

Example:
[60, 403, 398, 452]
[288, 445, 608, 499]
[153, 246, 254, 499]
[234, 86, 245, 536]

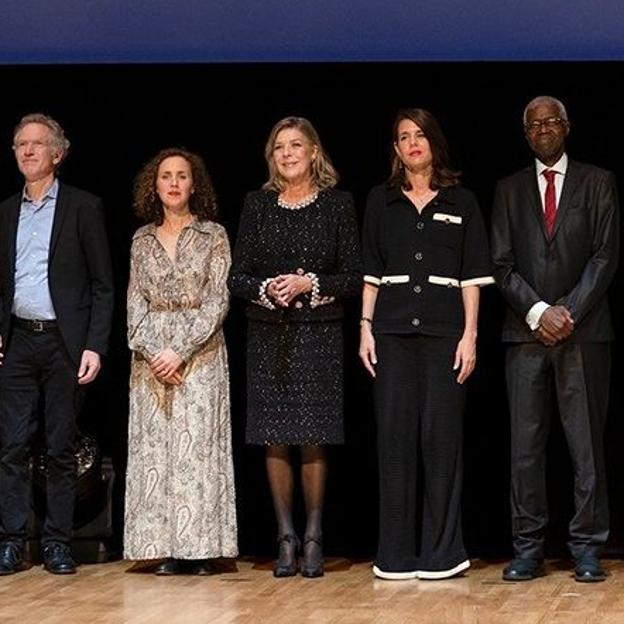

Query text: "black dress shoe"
[502, 557, 545, 581]
[300, 536, 324, 578]
[273, 534, 299, 577]
[574, 556, 606, 583]
[0, 541, 24, 576]
[154, 558, 180, 575]
[43, 542, 76, 575]
[185, 559, 212, 576]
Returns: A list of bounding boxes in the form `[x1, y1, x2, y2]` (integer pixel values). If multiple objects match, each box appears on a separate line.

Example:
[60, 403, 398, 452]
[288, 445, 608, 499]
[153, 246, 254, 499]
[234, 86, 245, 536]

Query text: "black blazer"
[0, 182, 114, 365]
[491, 159, 619, 343]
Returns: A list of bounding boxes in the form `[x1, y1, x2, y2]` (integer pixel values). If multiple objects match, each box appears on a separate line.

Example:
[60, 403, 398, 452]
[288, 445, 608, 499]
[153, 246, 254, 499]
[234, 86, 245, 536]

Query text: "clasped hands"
[267, 273, 313, 307]
[150, 348, 185, 386]
[534, 305, 574, 346]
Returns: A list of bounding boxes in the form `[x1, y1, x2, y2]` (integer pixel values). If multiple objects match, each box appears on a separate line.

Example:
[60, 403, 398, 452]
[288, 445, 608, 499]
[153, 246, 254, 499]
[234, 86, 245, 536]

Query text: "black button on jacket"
[362, 183, 493, 337]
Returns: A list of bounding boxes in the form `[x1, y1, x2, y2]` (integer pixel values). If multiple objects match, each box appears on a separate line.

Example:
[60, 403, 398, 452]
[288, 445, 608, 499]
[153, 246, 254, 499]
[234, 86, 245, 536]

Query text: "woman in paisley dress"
[124, 148, 237, 575]
[229, 117, 361, 578]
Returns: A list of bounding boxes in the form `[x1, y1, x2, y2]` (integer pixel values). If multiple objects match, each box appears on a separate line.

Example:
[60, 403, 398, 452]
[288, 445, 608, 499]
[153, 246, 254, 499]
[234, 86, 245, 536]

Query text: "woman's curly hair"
[133, 148, 218, 224]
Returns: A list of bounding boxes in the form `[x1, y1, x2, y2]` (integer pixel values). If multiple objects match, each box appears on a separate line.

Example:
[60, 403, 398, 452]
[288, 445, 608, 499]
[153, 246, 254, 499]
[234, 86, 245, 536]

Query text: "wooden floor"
[2, 558, 624, 623]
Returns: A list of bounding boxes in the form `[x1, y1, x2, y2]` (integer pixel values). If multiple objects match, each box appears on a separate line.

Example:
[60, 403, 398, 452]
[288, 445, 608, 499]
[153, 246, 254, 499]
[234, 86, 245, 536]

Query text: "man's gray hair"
[523, 96, 569, 125]
[13, 113, 71, 162]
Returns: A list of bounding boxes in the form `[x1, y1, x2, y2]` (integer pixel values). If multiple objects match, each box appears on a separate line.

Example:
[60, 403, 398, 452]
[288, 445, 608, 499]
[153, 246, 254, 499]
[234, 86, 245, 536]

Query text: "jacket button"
[414, 252, 423, 261]
[413, 285, 422, 293]
[411, 318, 421, 327]
[416, 222, 425, 230]
[294, 301, 303, 309]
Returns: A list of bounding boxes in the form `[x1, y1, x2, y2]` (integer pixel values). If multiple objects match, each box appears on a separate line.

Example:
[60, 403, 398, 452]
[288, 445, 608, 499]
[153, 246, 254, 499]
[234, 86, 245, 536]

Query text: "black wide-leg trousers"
[0, 326, 80, 547]
[374, 334, 467, 572]
[506, 341, 610, 560]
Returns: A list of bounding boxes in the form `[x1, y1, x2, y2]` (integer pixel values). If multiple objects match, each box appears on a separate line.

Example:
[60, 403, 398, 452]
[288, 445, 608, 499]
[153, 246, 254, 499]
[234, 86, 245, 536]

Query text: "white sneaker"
[416, 559, 471, 580]
[372, 565, 418, 580]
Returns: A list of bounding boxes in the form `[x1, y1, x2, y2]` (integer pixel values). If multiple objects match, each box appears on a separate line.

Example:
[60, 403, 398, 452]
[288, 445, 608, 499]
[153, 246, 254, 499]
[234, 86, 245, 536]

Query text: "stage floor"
[2, 558, 624, 623]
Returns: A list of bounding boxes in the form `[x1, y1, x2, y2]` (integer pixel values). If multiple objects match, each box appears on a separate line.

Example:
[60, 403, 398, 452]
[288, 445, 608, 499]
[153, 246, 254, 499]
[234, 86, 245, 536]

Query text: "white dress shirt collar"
[535, 153, 568, 179]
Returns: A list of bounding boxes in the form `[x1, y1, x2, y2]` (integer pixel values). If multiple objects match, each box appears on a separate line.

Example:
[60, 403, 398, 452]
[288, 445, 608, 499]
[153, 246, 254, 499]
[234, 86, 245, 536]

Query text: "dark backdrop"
[0, 62, 622, 559]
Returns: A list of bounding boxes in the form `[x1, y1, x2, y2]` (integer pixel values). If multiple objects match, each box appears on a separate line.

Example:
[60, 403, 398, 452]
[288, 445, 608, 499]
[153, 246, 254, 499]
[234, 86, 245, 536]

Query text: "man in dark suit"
[492, 96, 619, 582]
[0, 113, 113, 574]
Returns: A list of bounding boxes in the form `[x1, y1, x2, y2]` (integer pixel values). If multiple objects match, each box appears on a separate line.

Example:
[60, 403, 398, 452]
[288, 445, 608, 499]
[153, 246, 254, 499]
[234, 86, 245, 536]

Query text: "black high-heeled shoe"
[301, 535, 324, 578]
[273, 534, 300, 577]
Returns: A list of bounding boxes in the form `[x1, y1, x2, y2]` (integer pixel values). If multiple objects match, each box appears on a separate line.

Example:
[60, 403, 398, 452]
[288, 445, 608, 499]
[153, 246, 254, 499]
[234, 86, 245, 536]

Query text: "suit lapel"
[550, 159, 580, 240]
[49, 182, 69, 261]
[5, 195, 21, 278]
[525, 167, 549, 241]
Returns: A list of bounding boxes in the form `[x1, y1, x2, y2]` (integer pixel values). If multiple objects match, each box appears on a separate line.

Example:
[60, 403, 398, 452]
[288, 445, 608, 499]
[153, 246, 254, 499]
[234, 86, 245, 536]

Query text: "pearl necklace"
[277, 190, 319, 210]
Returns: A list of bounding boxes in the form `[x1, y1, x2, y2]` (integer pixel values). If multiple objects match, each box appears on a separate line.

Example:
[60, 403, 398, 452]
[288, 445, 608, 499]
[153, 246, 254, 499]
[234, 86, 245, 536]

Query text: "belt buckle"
[32, 320, 44, 332]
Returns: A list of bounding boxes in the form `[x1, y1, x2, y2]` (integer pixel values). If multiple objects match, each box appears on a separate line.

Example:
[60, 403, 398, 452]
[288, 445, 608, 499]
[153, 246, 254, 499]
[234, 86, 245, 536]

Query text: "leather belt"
[12, 316, 58, 332]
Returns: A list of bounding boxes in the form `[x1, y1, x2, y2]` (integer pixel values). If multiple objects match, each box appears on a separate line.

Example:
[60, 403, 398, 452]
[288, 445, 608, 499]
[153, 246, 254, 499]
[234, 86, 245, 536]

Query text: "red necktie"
[543, 169, 557, 235]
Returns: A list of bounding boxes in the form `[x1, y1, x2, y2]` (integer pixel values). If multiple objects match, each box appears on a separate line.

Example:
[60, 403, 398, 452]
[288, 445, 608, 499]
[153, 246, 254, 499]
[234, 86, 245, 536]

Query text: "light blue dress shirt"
[12, 178, 58, 320]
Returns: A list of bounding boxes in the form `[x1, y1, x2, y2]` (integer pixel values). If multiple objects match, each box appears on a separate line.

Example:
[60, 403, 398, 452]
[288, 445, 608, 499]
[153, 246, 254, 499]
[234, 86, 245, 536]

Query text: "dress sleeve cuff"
[460, 276, 495, 288]
[526, 301, 551, 331]
[364, 274, 381, 286]
[306, 272, 335, 308]
[253, 278, 277, 310]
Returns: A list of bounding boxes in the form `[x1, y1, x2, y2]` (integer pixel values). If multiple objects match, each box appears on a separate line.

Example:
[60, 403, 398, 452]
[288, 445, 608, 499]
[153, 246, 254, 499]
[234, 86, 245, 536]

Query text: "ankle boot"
[301, 535, 324, 578]
[273, 534, 299, 577]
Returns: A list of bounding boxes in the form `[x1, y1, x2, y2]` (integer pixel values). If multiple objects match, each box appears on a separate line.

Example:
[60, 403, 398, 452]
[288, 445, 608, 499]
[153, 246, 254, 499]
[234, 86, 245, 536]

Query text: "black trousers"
[506, 342, 610, 560]
[0, 326, 80, 547]
[374, 334, 467, 572]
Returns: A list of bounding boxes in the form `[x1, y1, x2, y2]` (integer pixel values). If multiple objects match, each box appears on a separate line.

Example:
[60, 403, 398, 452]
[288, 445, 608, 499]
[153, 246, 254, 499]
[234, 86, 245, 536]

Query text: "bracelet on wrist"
[256, 278, 277, 310]
[305, 272, 335, 308]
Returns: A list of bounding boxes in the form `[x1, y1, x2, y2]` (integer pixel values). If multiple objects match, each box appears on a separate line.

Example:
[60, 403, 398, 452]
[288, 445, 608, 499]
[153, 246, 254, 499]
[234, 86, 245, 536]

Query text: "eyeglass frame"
[524, 117, 569, 133]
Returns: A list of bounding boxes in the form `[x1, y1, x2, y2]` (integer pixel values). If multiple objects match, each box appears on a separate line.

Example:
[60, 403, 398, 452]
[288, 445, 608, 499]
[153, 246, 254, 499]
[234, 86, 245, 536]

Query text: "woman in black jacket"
[229, 116, 361, 578]
[360, 108, 493, 580]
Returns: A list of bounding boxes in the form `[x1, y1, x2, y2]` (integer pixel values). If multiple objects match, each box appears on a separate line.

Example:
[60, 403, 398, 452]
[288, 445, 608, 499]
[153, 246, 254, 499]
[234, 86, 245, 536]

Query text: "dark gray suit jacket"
[0, 182, 114, 365]
[491, 158, 619, 343]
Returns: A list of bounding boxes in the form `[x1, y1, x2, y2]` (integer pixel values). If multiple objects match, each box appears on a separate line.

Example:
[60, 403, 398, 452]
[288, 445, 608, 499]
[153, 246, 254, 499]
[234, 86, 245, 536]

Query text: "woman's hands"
[359, 323, 377, 377]
[151, 348, 185, 386]
[267, 274, 313, 307]
[454, 332, 476, 384]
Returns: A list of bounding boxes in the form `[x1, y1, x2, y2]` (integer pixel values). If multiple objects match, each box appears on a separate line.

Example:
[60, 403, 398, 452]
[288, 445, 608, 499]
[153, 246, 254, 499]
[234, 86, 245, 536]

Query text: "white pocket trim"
[428, 275, 460, 288]
[433, 212, 462, 225]
[380, 275, 410, 284]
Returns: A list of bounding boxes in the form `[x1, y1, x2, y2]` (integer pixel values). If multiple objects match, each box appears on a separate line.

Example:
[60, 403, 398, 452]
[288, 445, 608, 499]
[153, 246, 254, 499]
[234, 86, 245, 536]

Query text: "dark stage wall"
[0, 62, 622, 558]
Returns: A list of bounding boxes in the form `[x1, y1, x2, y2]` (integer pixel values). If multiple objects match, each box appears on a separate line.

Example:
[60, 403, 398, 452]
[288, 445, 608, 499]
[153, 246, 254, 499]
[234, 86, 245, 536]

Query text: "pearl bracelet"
[306, 272, 335, 308]
[254, 278, 277, 310]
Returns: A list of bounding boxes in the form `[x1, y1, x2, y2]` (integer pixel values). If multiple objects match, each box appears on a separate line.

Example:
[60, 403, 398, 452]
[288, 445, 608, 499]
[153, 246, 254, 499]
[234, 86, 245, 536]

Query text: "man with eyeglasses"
[0, 114, 113, 575]
[492, 95, 619, 583]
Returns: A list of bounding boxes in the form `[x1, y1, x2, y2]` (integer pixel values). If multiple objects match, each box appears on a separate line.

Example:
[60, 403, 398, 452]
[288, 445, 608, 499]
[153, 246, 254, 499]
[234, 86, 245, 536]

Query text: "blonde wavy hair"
[262, 116, 338, 192]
